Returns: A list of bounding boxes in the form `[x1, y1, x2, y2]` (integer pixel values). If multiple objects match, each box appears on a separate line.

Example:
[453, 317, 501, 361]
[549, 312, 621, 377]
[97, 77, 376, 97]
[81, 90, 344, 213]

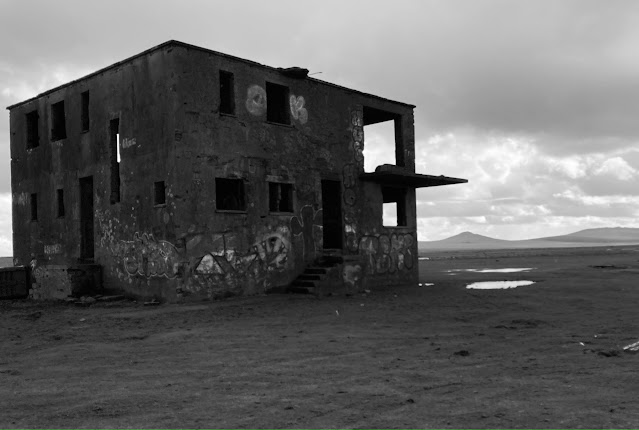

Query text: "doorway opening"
[79, 176, 94, 260]
[321, 180, 342, 249]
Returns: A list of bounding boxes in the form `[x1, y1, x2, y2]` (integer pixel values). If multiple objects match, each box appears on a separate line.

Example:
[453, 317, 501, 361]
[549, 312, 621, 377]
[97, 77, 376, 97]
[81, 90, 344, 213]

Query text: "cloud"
[0, 193, 12, 256]
[0, 0, 638, 245]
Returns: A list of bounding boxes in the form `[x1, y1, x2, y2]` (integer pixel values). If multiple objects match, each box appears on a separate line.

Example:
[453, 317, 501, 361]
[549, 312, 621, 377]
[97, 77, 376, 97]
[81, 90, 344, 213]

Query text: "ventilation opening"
[154, 181, 166, 206]
[26, 110, 39, 149]
[30, 193, 38, 221]
[362, 106, 404, 173]
[56, 188, 65, 218]
[266, 82, 290, 125]
[382, 186, 407, 227]
[51, 101, 67, 141]
[219, 70, 235, 115]
[81, 91, 90, 131]
[216, 178, 246, 211]
[109, 118, 120, 204]
[269, 182, 293, 213]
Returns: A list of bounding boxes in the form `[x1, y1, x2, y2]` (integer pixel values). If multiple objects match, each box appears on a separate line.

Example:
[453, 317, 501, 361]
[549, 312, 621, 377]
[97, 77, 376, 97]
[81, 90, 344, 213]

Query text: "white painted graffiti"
[44, 244, 62, 255]
[246, 85, 267, 116]
[13, 192, 29, 206]
[289, 95, 308, 124]
[119, 232, 181, 279]
[121, 137, 137, 149]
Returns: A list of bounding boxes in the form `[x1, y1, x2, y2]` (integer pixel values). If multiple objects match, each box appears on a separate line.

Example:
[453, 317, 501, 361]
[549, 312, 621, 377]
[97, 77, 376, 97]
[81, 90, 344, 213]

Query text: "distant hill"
[419, 227, 639, 251]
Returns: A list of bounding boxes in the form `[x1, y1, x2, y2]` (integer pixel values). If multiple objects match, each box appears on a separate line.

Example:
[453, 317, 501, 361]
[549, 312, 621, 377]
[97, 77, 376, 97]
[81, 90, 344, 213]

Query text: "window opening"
[109, 118, 120, 204]
[56, 188, 65, 218]
[266, 82, 290, 124]
[362, 106, 404, 173]
[216, 178, 245, 211]
[51, 101, 67, 141]
[154, 181, 166, 205]
[269, 182, 293, 213]
[219, 71, 235, 115]
[26, 110, 39, 149]
[382, 187, 407, 227]
[81, 91, 90, 131]
[30, 193, 38, 221]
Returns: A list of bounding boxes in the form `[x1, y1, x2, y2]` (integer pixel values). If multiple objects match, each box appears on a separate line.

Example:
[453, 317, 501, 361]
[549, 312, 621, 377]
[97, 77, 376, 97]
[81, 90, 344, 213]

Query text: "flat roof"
[7, 40, 416, 110]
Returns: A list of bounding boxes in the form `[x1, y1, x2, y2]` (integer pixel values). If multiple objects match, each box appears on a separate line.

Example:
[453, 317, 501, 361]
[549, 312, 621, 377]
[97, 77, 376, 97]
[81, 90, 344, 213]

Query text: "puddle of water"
[466, 280, 535, 290]
[445, 268, 534, 273]
[418, 282, 434, 287]
[418, 257, 430, 260]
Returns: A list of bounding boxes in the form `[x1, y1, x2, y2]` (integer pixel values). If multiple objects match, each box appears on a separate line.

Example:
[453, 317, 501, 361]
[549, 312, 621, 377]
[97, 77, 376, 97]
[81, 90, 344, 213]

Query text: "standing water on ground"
[446, 268, 534, 273]
[466, 280, 535, 289]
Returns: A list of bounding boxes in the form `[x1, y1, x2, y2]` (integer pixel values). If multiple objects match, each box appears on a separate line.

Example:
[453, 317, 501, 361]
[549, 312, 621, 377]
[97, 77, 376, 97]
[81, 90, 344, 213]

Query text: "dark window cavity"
[81, 91, 90, 131]
[382, 187, 407, 227]
[26, 110, 39, 149]
[51, 101, 67, 141]
[216, 178, 245, 211]
[266, 82, 290, 125]
[56, 188, 65, 218]
[30, 193, 38, 221]
[362, 106, 404, 173]
[154, 181, 166, 205]
[109, 118, 120, 204]
[219, 70, 235, 115]
[269, 182, 293, 213]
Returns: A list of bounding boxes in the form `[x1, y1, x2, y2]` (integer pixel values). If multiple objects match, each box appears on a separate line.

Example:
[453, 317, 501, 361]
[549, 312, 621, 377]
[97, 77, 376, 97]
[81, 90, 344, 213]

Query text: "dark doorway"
[321, 180, 343, 249]
[79, 176, 94, 260]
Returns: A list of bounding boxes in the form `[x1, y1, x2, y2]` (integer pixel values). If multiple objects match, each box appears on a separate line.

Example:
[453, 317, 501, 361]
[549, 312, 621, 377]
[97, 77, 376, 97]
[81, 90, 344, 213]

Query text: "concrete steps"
[287, 251, 344, 295]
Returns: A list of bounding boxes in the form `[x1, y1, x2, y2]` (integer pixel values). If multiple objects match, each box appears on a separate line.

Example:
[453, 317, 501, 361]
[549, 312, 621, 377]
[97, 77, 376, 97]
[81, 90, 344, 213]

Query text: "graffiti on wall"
[121, 137, 137, 149]
[246, 85, 267, 116]
[357, 233, 415, 274]
[44, 244, 62, 255]
[117, 232, 182, 279]
[13, 192, 29, 206]
[193, 229, 290, 277]
[289, 95, 308, 124]
[290, 205, 323, 261]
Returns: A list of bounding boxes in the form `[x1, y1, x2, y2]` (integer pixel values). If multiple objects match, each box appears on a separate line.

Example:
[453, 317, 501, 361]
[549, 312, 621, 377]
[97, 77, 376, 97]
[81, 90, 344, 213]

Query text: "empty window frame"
[219, 70, 235, 115]
[266, 82, 290, 125]
[154, 181, 166, 206]
[109, 118, 120, 204]
[50, 101, 67, 141]
[382, 187, 407, 227]
[216, 178, 246, 211]
[362, 106, 404, 173]
[269, 182, 293, 213]
[81, 91, 90, 131]
[56, 188, 65, 218]
[30, 193, 38, 221]
[25, 110, 39, 149]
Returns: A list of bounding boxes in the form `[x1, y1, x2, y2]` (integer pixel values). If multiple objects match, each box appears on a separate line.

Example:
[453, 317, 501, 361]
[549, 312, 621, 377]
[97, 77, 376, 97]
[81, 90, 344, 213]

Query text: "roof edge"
[7, 40, 416, 110]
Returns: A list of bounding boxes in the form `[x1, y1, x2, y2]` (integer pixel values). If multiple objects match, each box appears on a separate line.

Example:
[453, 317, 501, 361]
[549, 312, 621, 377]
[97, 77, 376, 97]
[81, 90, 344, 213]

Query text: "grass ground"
[2, 246, 639, 428]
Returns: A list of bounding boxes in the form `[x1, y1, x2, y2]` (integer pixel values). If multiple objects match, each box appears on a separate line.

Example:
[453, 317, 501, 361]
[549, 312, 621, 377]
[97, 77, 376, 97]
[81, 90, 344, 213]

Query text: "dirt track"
[2, 246, 639, 428]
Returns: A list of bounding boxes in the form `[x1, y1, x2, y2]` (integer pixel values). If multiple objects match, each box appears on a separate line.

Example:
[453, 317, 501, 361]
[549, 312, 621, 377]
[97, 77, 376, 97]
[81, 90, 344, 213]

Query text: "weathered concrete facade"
[8, 41, 466, 301]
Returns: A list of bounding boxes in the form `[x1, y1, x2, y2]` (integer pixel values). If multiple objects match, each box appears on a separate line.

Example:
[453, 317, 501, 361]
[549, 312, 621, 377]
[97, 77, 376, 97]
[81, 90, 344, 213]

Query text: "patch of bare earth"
[2, 246, 639, 428]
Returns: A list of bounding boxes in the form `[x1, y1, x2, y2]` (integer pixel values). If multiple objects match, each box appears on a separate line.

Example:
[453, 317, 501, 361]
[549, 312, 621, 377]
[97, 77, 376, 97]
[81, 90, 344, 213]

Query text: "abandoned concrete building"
[8, 40, 466, 301]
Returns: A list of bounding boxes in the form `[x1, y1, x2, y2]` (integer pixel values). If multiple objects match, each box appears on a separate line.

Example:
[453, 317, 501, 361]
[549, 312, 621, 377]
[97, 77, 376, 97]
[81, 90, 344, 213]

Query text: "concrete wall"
[10, 43, 420, 301]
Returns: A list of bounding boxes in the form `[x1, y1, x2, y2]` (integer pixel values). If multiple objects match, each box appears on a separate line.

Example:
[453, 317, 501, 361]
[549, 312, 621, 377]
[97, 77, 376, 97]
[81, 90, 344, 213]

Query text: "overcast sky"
[1, 0, 638, 255]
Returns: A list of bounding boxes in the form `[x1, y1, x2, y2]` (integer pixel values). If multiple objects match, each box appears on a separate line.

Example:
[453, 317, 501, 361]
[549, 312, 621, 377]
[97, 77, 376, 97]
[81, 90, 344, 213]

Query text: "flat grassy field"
[2, 246, 639, 428]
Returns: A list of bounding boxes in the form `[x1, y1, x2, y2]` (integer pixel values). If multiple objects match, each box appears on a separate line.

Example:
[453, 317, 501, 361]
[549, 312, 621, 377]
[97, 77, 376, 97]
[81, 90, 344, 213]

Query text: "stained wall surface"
[9, 42, 421, 301]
